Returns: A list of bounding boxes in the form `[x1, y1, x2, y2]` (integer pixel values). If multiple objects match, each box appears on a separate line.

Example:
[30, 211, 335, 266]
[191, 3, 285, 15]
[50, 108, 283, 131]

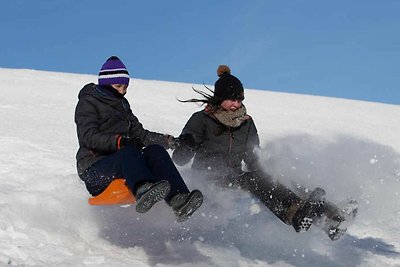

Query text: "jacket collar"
[96, 85, 125, 99]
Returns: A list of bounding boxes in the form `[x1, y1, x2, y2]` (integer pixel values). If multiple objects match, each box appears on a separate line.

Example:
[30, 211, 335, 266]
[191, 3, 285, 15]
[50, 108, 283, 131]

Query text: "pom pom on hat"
[98, 56, 130, 86]
[217, 65, 231, 77]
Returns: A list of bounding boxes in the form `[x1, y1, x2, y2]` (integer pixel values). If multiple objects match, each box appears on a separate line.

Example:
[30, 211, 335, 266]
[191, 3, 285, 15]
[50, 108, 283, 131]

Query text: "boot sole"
[135, 181, 170, 213]
[324, 199, 358, 240]
[176, 190, 203, 222]
[295, 187, 326, 232]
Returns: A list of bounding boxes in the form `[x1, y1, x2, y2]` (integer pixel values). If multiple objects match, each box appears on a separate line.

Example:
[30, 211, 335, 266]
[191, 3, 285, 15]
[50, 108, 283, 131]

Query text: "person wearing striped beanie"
[74, 56, 203, 221]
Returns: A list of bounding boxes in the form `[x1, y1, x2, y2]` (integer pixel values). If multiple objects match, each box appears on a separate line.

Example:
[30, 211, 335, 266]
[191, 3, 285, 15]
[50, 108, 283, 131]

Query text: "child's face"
[111, 84, 128, 95]
[220, 99, 242, 111]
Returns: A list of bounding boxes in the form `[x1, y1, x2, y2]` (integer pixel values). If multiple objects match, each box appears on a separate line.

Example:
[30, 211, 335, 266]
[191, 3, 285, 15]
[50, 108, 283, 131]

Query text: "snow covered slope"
[0, 68, 399, 266]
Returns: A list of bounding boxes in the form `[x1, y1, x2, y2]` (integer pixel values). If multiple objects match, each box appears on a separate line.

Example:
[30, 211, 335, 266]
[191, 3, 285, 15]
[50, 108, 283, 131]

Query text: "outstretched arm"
[172, 112, 204, 166]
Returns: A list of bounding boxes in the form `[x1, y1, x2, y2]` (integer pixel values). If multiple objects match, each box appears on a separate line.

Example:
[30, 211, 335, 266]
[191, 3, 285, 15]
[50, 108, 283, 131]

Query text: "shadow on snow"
[91, 134, 400, 267]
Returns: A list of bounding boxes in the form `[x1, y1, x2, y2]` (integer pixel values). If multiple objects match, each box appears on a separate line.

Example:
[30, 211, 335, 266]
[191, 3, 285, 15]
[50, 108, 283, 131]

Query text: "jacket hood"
[78, 83, 122, 101]
[78, 83, 96, 99]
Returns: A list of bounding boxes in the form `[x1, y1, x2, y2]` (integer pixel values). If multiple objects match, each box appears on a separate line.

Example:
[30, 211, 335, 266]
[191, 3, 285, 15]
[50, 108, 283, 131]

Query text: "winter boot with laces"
[169, 190, 203, 222]
[135, 180, 170, 213]
[292, 187, 326, 232]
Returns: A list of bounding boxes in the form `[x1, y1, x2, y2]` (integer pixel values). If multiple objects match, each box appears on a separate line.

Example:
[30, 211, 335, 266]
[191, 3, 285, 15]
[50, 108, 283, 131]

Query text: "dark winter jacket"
[172, 108, 260, 174]
[75, 83, 169, 175]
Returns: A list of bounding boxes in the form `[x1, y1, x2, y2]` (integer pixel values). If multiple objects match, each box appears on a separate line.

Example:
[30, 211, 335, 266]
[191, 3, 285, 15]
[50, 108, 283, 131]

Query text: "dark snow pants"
[80, 144, 189, 202]
[227, 171, 302, 224]
[232, 171, 343, 226]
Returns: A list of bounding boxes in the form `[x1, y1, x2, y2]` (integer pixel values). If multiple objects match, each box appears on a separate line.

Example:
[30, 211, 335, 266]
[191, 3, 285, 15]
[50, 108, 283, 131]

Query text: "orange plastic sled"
[88, 179, 136, 206]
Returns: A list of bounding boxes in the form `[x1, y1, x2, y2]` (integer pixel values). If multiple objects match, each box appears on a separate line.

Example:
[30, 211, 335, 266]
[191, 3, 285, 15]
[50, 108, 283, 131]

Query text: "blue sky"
[1, 1, 399, 105]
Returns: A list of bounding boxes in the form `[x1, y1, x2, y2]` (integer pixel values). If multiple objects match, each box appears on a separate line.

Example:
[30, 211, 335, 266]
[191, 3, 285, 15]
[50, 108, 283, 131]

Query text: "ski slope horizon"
[0, 68, 399, 266]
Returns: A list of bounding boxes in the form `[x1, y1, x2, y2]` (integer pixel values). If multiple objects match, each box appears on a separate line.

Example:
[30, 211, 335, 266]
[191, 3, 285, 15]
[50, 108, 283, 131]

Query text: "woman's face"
[220, 99, 242, 111]
[111, 84, 128, 95]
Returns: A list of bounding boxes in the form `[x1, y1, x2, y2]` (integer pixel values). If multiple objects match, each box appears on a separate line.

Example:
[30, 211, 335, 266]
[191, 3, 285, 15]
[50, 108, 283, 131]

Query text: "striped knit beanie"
[98, 56, 130, 86]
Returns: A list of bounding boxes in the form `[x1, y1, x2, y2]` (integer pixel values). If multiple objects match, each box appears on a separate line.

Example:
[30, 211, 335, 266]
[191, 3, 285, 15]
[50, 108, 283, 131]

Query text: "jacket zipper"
[127, 120, 132, 137]
[228, 130, 233, 153]
[121, 99, 132, 137]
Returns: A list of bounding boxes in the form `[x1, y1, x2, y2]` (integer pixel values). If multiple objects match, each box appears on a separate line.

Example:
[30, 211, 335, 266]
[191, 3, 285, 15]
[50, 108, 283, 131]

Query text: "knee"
[118, 145, 142, 159]
[143, 144, 168, 156]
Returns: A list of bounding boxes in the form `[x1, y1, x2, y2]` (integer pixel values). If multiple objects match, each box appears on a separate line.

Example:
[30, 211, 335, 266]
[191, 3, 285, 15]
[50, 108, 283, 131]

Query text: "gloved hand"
[173, 134, 195, 149]
[167, 134, 195, 150]
[117, 136, 144, 150]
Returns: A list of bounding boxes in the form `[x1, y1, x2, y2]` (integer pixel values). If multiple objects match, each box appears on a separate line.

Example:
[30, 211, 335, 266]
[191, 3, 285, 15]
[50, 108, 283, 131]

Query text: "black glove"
[118, 136, 144, 150]
[174, 134, 195, 149]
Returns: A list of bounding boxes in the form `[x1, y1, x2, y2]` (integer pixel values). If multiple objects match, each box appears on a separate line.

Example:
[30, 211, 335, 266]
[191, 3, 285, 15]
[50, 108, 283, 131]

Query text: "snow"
[1, 67, 400, 266]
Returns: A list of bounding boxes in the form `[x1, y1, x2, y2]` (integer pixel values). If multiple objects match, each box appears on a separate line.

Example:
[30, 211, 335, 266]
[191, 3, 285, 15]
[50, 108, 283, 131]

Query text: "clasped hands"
[167, 133, 195, 150]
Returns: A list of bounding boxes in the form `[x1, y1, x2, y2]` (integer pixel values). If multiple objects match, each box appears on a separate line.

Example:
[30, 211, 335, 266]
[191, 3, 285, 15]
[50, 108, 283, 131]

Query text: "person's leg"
[80, 146, 159, 196]
[114, 145, 160, 194]
[80, 145, 170, 212]
[236, 171, 325, 232]
[142, 144, 203, 221]
[235, 171, 301, 224]
[142, 144, 189, 201]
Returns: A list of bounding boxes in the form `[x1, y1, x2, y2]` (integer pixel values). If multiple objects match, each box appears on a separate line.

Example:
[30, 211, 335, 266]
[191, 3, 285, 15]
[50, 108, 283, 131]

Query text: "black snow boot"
[135, 180, 170, 213]
[169, 190, 203, 222]
[292, 187, 326, 232]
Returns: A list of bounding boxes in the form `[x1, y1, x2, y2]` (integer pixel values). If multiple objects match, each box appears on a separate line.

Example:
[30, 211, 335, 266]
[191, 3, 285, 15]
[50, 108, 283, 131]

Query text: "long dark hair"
[178, 85, 222, 106]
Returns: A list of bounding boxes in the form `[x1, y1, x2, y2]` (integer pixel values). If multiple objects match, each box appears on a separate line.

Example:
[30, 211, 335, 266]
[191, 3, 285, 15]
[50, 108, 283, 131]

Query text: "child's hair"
[178, 86, 222, 106]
